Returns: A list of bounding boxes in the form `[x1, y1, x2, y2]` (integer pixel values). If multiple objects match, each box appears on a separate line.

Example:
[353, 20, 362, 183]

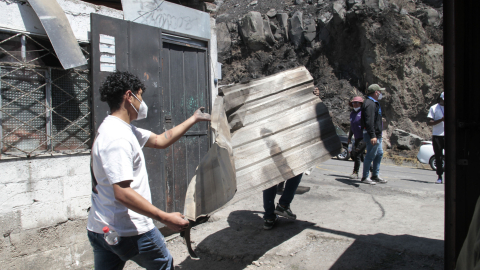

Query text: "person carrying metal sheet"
[87, 71, 211, 270]
[427, 92, 445, 184]
[360, 84, 388, 184]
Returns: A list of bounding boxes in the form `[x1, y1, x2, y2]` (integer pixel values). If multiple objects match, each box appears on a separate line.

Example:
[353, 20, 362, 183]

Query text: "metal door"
[91, 14, 210, 216]
[161, 41, 210, 213]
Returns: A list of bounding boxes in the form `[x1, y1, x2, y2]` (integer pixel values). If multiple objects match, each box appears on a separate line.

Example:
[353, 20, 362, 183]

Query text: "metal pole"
[444, 0, 456, 268]
[21, 35, 26, 62]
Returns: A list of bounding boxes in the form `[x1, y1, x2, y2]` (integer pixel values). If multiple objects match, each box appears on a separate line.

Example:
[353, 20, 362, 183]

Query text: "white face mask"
[131, 93, 148, 120]
[354, 107, 361, 112]
[378, 92, 383, 100]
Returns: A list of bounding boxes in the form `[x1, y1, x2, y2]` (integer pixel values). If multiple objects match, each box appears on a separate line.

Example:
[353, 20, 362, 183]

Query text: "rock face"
[214, 0, 443, 143]
[390, 129, 424, 150]
[216, 22, 231, 62]
[238, 11, 270, 51]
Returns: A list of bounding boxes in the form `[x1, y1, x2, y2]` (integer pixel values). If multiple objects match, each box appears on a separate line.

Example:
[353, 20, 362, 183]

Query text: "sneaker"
[371, 175, 387, 184]
[350, 171, 359, 179]
[274, 204, 297, 220]
[435, 179, 443, 184]
[361, 177, 376, 185]
[263, 216, 278, 230]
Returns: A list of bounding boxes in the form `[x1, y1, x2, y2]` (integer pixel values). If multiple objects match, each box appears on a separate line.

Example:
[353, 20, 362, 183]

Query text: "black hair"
[99, 71, 146, 112]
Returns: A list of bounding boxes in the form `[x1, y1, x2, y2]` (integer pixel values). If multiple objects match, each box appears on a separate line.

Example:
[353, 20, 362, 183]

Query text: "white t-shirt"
[427, 103, 444, 136]
[87, 115, 154, 236]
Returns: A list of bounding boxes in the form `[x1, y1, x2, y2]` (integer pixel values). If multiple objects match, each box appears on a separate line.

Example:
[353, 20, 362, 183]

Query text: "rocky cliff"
[212, 0, 443, 147]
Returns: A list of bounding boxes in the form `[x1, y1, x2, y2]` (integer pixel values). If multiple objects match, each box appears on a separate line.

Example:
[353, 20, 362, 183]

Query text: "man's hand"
[313, 87, 320, 96]
[163, 212, 189, 232]
[193, 107, 211, 123]
[371, 137, 377, 145]
[347, 138, 351, 144]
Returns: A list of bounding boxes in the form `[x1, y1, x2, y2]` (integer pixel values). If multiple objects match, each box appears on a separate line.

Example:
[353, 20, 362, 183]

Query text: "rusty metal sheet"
[184, 96, 236, 221]
[184, 66, 341, 218]
[27, 0, 87, 69]
[223, 66, 341, 203]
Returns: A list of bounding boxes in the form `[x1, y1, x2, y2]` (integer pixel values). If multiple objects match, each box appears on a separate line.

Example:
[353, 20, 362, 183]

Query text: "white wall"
[0, 154, 93, 268]
[0, 0, 123, 42]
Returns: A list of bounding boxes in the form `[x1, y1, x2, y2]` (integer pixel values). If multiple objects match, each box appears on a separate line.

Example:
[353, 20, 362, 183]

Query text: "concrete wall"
[0, 154, 93, 269]
[0, 0, 123, 42]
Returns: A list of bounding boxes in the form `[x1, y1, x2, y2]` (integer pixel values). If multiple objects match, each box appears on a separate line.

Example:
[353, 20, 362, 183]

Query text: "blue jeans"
[362, 132, 383, 179]
[88, 227, 173, 270]
[263, 174, 302, 220]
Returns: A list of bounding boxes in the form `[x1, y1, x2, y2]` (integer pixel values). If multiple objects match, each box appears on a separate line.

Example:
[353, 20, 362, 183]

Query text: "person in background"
[347, 96, 366, 180]
[361, 84, 388, 184]
[427, 92, 445, 184]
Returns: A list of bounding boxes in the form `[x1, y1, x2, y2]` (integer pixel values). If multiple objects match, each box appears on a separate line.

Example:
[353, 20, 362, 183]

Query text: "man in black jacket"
[360, 84, 388, 184]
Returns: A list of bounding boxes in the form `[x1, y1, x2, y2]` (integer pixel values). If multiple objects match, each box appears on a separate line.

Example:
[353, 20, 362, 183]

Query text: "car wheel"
[337, 146, 350, 161]
[429, 156, 445, 171]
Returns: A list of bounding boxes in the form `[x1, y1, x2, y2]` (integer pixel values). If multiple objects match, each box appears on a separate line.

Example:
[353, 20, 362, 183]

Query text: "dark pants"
[352, 138, 364, 172]
[432, 135, 445, 176]
[88, 227, 173, 270]
[263, 174, 302, 220]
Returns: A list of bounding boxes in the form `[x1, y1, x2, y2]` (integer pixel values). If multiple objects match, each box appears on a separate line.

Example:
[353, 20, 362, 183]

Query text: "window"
[0, 32, 91, 158]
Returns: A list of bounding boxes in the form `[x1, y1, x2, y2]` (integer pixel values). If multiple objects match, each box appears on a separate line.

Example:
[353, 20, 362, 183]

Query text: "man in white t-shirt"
[427, 92, 445, 184]
[87, 71, 211, 269]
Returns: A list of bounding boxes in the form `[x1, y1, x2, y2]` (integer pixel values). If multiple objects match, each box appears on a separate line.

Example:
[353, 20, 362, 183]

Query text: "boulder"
[390, 129, 424, 150]
[332, 0, 346, 23]
[303, 18, 316, 43]
[347, 0, 362, 9]
[216, 22, 232, 62]
[425, 8, 441, 26]
[295, 0, 304, 5]
[266, 9, 277, 18]
[276, 13, 289, 41]
[238, 11, 270, 51]
[364, 0, 385, 11]
[317, 11, 333, 27]
[263, 15, 276, 46]
[289, 11, 304, 49]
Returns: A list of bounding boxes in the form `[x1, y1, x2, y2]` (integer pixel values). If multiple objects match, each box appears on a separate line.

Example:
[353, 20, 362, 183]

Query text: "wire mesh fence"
[0, 32, 91, 158]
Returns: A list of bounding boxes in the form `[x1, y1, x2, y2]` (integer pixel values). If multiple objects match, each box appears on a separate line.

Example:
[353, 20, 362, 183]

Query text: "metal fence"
[0, 32, 91, 158]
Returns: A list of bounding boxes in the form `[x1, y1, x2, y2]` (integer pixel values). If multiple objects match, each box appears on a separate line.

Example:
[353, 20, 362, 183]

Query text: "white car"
[417, 141, 444, 170]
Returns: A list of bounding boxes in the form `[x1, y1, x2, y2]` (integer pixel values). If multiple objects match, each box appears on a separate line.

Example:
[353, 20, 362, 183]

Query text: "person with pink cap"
[347, 96, 368, 180]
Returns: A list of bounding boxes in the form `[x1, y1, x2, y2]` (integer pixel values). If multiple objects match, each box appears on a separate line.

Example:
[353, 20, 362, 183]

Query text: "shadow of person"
[177, 210, 318, 270]
[176, 210, 444, 269]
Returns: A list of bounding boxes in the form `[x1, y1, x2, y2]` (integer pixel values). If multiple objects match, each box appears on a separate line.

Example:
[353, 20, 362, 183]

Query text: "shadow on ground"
[177, 210, 443, 269]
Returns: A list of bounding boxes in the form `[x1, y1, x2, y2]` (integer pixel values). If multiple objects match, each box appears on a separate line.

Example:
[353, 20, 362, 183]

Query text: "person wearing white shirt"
[427, 92, 445, 184]
[87, 71, 211, 270]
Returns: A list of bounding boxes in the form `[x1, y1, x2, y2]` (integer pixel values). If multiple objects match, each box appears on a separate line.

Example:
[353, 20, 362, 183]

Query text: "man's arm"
[363, 101, 376, 138]
[145, 107, 211, 149]
[427, 117, 444, 126]
[113, 181, 189, 231]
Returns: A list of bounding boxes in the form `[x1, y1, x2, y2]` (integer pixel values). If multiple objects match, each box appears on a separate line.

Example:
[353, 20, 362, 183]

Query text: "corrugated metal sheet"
[184, 66, 341, 221]
[223, 66, 341, 202]
[184, 96, 236, 221]
[28, 0, 87, 69]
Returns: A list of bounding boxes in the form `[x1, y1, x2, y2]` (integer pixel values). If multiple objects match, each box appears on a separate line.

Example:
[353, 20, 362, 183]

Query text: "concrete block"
[0, 182, 33, 213]
[32, 178, 64, 203]
[0, 210, 21, 235]
[63, 174, 91, 200]
[20, 201, 68, 230]
[67, 195, 90, 219]
[29, 155, 89, 180]
[0, 160, 31, 184]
